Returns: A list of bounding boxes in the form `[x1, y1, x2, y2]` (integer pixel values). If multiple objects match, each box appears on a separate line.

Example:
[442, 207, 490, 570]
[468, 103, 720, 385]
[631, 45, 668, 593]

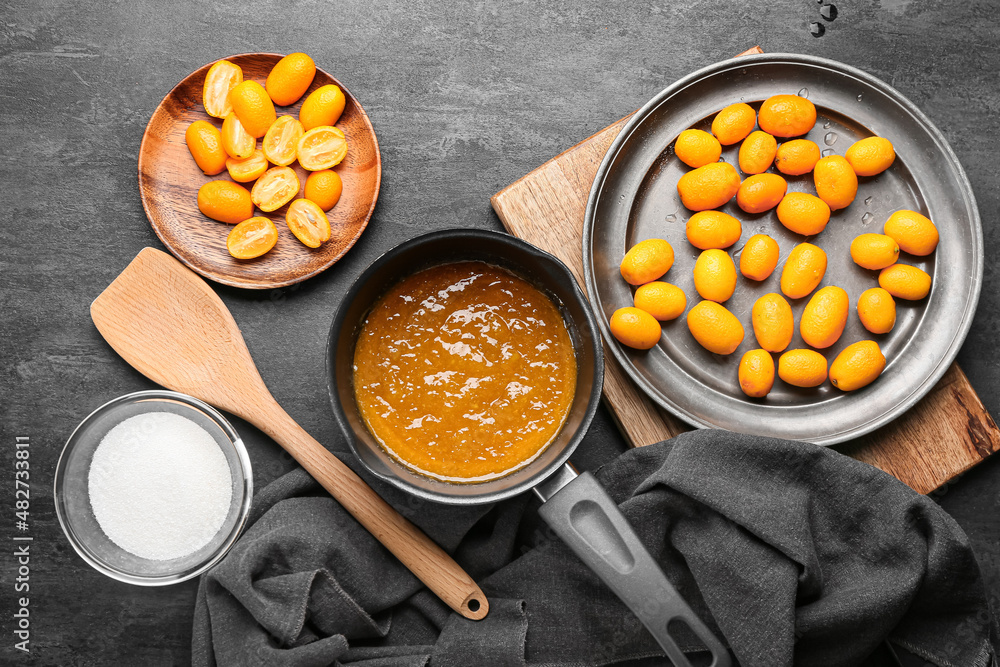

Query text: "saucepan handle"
[537, 471, 731, 667]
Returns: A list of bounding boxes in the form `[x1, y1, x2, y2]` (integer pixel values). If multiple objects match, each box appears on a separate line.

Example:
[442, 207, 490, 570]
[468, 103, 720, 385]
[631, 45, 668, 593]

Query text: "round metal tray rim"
[582, 52, 983, 446]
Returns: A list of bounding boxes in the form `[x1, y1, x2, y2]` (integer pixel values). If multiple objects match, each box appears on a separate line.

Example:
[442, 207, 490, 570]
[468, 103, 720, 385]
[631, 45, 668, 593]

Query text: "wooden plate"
[138, 53, 381, 289]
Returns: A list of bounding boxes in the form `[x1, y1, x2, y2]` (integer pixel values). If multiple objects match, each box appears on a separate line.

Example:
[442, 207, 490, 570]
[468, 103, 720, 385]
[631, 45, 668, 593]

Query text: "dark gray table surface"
[3, 0, 999, 664]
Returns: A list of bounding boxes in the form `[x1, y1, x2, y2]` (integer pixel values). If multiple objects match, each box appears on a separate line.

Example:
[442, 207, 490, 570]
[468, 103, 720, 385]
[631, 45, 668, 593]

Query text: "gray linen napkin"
[193, 430, 997, 666]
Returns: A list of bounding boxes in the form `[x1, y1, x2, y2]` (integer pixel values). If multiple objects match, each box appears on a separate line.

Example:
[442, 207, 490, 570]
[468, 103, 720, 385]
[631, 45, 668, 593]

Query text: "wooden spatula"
[91, 247, 489, 620]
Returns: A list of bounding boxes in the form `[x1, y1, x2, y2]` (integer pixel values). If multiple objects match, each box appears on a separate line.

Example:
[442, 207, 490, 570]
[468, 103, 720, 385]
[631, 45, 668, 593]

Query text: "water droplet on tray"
[865, 196, 873, 206]
[820, 3, 838, 20]
[809, 22, 826, 37]
[823, 120, 832, 129]
[619, 194, 626, 202]
[821, 148, 835, 157]
[666, 212, 677, 223]
[862, 212, 874, 225]
[798, 87, 809, 99]
[857, 93, 864, 102]
[824, 132, 838, 146]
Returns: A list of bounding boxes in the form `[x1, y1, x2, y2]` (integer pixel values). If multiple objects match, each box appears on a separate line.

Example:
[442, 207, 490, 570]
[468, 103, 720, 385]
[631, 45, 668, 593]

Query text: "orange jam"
[353, 261, 577, 482]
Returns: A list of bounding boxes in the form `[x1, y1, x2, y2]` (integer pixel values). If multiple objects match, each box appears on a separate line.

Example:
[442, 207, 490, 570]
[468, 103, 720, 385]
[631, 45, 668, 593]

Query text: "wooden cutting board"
[491, 47, 1000, 494]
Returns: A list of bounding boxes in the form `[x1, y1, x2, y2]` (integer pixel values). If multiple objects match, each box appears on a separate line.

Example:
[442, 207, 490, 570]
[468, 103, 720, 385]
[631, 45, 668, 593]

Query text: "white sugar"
[88, 412, 233, 561]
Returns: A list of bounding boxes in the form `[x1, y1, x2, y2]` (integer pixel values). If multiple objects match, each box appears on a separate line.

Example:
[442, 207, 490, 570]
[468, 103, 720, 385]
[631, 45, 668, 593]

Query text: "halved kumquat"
[221, 112, 255, 159]
[226, 148, 268, 183]
[297, 126, 348, 171]
[286, 198, 331, 248]
[227, 216, 278, 259]
[251, 166, 300, 212]
[263, 115, 304, 166]
[202, 60, 242, 118]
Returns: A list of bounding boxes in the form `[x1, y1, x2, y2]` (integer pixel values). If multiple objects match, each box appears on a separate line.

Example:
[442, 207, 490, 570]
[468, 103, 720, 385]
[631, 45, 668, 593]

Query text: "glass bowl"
[54, 390, 253, 585]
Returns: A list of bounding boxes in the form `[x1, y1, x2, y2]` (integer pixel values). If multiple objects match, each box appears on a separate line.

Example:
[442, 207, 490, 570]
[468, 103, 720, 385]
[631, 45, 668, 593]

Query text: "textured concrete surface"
[1, 0, 998, 663]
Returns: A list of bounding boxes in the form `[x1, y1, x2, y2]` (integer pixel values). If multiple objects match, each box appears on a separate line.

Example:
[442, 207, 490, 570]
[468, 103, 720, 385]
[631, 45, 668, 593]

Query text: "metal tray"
[582, 53, 982, 445]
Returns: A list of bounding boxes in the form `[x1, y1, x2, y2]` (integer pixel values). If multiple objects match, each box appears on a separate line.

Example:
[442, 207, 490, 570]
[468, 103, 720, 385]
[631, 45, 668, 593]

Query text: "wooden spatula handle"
[89, 248, 489, 619]
[261, 402, 489, 620]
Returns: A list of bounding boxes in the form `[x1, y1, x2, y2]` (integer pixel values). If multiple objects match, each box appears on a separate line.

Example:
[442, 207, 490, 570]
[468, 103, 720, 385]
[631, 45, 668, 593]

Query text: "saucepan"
[327, 229, 730, 666]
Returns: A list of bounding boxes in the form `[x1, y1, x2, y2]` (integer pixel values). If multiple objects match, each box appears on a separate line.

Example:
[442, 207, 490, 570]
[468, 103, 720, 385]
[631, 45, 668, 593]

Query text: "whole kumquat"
[883, 209, 939, 256]
[778, 349, 828, 388]
[850, 234, 900, 270]
[685, 211, 742, 250]
[737, 173, 787, 214]
[857, 287, 896, 334]
[800, 286, 849, 349]
[266, 52, 316, 106]
[813, 155, 858, 211]
[776, 192, 830, 236]
[304, 170, 344, 211]
[830, 341, 886, 391]
[677, 162, 741, 211]
[185, 120, 227, 175]
[738, 130, 777, 175]
[780, 243, 827, 299]
[739, 349, 775, 398]
[774, 139, 821, 175]
[686, 300, 744, 355]
[229, 80, 277, 138]
[674, 129, 722, 168]
[693, 249, 738, 303]
[299, 84, 346, 131]
[711, 102, 756, 145]
[845, 136, 895, 176]
[620, 238, 674, 285]
[610, 307, 662, 350]
[739, 234, 780, 281]
[633, 282, 687, 321]
[197, 180, 254, 224]
[752, 293, 794, 353]
[878, 264, 931, 300]
[758, 94, 817, 138]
